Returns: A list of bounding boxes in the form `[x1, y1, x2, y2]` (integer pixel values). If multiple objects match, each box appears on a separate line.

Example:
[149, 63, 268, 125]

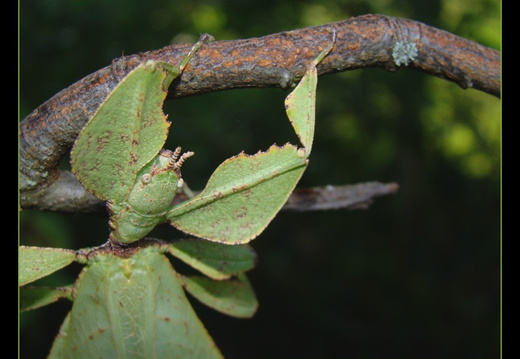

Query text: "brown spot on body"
[233, 207, 248, 219]
[98, 72, 110, 84]
[128, 152, 138, 165]
[96, 133, 111, 150]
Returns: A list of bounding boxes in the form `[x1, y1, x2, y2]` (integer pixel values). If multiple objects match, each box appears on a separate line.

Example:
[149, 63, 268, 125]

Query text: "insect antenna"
[168, 147, 195, 176]
[169, 147, 182, 164]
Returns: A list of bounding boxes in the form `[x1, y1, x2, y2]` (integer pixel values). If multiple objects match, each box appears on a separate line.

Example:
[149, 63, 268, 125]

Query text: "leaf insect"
[71, 32, 335, 245]
[70, 35, 210, 244]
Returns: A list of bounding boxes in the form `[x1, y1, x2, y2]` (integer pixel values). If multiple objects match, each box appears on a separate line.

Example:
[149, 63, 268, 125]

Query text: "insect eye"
[141, 174, 152, 184]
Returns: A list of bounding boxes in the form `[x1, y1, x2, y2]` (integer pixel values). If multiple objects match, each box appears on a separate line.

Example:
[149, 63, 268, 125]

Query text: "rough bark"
[19, 14, 500, 212]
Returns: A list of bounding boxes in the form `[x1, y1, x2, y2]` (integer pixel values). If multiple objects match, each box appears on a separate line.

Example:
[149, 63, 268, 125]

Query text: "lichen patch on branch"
[392, 41, 418, 66]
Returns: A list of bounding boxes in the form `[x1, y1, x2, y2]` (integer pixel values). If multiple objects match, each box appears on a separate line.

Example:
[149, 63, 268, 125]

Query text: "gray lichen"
[392, 41, 418, 66]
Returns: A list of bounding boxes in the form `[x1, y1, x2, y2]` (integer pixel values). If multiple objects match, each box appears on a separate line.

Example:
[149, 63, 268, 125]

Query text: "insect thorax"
[126, 147, 193, 215]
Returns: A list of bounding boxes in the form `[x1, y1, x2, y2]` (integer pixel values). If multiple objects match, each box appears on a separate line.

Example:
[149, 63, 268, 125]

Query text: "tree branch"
[283, 182, 399, 211]
[28, 178, 399, 215]
[20, 14, 499, 212]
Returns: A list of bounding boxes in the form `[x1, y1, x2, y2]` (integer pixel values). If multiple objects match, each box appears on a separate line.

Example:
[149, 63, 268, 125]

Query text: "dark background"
[20, 0, 500, 358]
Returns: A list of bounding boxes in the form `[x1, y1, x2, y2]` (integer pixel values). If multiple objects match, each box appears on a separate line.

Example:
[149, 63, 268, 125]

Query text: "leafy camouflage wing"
[167, 144, 307, 244]
[47, 247, 222, 359]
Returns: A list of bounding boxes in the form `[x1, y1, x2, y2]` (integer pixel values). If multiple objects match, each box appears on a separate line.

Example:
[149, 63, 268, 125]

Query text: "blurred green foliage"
[20, 0, 500, 358]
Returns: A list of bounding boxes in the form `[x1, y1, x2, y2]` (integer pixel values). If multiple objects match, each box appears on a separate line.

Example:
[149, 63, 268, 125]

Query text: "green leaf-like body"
[69, 39, 205, 244]
[47, 247, 222, 359]
[182, 273, 258, 318]
[47, 311, 71, 358]
[70, 60, 182, 244]
[168, 239, 256, 279]
[108, 150, 182, 243]
[126, 151, 181, 214]
[19, 246, 76, 286]
[167, 144, 307, 244]
[108, 204, 164, 244]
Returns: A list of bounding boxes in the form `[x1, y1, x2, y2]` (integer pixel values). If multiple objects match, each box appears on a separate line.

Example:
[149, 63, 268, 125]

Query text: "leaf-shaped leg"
[70, 61, 174, 203]
[19, 246, 76, 286]
[168, 239, 256, 280]
[20, 286, 73, 312]
[181, 273, 258, 318]
[167, 144, 307, 244]
[285, 34, 335, 156]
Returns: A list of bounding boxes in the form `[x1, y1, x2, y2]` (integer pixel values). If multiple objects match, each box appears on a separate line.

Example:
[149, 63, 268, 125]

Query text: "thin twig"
[283, 182, 399, 211]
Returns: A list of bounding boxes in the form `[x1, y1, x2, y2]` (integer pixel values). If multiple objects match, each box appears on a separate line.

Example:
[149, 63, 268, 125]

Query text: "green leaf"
[20, 286, 73, 312]
[182, 273, 258, 318]
[168, 239, 256, 280]
[47, 247, 222, 359]
[19, 246, 76, 286]
[167, 144, 307, 244]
